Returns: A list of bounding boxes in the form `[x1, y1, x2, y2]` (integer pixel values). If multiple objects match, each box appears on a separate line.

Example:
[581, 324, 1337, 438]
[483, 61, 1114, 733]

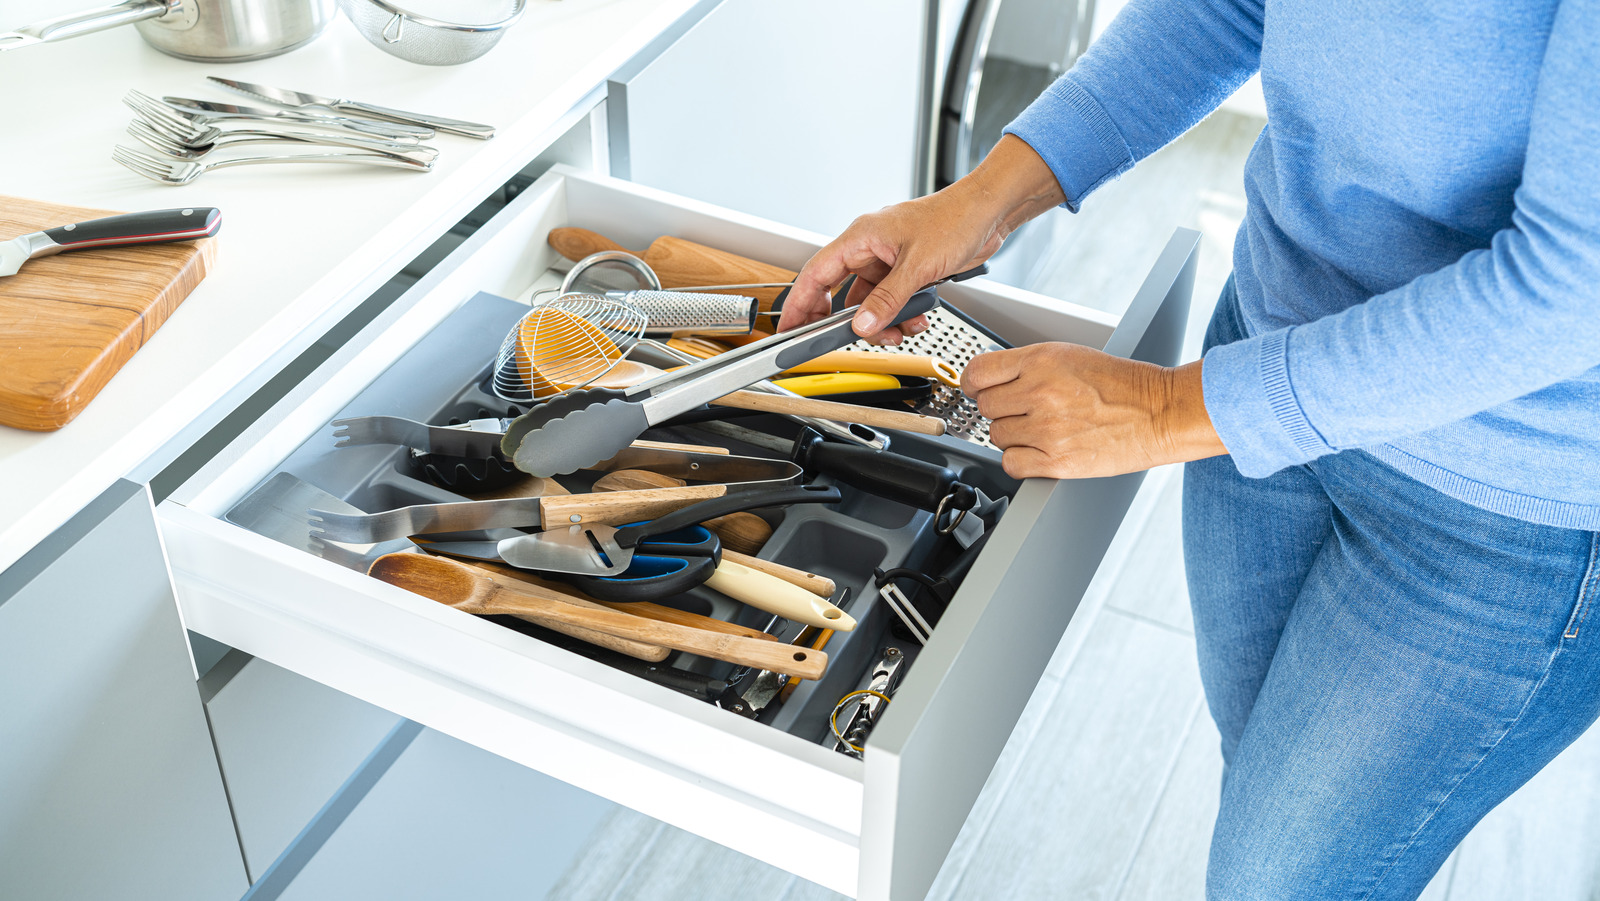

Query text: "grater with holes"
[846, 305, 1009, 451]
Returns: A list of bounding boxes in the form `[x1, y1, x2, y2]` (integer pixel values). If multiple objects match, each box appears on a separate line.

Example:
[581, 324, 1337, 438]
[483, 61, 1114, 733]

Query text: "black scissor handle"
[614, 484, 842, 550]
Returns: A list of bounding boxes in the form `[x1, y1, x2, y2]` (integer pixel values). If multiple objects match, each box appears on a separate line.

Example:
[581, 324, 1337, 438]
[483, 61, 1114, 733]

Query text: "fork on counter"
[126, 118, 439, 164]
[124, 90, 429, 143]
[113, 144, 433, 185]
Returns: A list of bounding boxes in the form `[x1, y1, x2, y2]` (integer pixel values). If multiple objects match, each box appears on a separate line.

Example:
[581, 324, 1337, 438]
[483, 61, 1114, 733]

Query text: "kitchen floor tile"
[940, 610, 1205, 900]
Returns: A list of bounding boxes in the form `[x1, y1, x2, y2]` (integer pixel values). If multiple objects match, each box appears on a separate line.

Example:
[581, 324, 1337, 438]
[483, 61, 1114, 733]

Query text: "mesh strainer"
[337, 0, 526, 66]
[491, 294, 648, 404]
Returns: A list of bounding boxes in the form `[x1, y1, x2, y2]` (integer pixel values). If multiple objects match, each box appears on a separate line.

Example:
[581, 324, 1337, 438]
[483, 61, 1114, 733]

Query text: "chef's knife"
[0, 208, 220, 278]
[207, 76, 496, 140]
[162, 95, 435, 139]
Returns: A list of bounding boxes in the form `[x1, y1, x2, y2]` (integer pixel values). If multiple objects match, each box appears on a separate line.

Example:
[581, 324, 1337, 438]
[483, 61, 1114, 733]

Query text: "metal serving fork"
[113, 144, 432, 185]
[126, 118, 439, 164]
[124, 90, 429, 143]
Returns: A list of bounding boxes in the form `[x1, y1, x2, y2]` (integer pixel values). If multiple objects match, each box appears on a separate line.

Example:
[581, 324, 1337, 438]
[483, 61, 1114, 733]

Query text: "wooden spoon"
[370, 553, 827, 679]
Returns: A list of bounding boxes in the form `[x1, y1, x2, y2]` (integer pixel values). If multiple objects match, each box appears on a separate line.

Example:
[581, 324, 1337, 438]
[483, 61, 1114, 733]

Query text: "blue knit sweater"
[1005, 0, 1600, 529]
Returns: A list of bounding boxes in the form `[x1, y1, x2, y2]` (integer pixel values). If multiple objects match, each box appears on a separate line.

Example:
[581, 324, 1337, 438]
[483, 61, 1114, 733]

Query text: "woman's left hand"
[963, 342, 1227, 479]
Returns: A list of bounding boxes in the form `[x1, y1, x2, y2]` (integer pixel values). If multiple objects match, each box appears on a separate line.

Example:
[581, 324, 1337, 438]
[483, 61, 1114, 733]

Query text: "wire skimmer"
[490, 293, 648, 404]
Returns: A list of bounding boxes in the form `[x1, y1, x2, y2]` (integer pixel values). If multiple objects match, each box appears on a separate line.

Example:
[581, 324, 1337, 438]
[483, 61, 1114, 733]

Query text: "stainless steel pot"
[0, 0, 336, 61]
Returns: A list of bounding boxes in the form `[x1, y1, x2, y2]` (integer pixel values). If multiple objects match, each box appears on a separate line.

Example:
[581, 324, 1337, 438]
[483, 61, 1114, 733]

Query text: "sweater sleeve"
[1002, 0, 1265, 210]
[1202, 0, 1600, 477]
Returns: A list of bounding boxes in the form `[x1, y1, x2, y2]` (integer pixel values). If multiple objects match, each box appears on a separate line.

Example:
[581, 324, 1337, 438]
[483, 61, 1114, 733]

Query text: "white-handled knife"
[207, 76, 496, 140]
[0, 208, 221, 278]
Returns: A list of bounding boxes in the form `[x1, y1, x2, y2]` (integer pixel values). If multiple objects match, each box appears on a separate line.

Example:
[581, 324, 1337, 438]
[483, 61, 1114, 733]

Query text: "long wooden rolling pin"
[370, 554, 827, 679]
[548, 227, 794, 311]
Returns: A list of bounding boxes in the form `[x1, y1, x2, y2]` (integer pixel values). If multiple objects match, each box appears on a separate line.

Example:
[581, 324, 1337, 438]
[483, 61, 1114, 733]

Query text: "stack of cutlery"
[113, 78, 493, 183]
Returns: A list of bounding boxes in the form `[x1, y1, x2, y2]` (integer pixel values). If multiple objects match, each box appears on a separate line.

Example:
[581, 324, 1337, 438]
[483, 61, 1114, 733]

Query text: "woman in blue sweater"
[780, 2, 1600, 897]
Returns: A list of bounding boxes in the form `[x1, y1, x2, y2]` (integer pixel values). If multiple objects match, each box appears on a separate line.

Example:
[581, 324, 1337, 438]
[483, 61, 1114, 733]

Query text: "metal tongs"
[502, 274, 975, 477]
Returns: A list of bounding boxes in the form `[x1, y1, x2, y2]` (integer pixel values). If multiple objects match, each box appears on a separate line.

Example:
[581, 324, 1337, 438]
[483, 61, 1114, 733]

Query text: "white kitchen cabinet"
[0, 481, 246, 901]
[202, 657, 403, 880]
[609, 0, 928, 236]
[155, 165, 1195, 900]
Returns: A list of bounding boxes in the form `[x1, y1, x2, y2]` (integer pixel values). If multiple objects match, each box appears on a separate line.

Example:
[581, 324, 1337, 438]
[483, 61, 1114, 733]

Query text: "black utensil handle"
[793, 427, 971, 512]
[43, 208, 221, 250]
[615, 484, 842, 549]
[565, 555, 716, 604]
[771, 288, 941, 371]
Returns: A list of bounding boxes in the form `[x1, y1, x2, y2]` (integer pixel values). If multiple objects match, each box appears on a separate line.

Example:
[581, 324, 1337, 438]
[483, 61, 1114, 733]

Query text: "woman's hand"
[964, 343, 1228, 479]
[779, 135, 1066, 342]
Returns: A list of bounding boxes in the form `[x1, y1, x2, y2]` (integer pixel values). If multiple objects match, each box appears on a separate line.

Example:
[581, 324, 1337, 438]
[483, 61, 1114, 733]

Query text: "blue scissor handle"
[561, 525, 721, 603]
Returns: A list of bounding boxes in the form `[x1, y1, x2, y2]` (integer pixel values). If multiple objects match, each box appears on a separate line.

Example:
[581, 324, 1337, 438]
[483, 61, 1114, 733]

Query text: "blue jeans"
[1183, 278, 1600, 901]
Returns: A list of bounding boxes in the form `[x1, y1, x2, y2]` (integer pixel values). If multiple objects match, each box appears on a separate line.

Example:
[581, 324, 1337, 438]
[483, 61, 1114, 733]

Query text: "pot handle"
[0, 0, 171, 50]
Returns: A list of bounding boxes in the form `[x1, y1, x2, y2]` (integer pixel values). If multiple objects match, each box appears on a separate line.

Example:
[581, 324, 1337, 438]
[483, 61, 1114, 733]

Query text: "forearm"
[957, 135, 1067, 238]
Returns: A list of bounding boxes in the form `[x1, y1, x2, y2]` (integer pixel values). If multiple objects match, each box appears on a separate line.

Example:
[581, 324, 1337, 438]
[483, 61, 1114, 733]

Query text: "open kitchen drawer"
[158, 166, 1196, 901]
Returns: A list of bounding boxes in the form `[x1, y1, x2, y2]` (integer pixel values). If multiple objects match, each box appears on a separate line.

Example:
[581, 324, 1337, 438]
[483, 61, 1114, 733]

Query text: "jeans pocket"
[1563, 533, 1600, 640]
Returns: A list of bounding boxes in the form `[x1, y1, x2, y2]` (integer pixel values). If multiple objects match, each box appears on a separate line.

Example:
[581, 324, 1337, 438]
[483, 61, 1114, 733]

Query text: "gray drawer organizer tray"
[226, 291, 1020, 751]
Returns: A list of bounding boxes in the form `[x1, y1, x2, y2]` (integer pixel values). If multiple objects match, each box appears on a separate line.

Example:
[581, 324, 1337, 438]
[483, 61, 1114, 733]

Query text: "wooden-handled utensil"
[369, 554, 827, 679]
[312, 484, 733, 544]
[472, 559, 777, 641]
[548, 227, 795, 311]
[713, 390, 946, 436]
[539, 356, 946, 437]
[593, 469, 773, 554]
[469, 564, 669, 661]
[590, 471, 838, 597]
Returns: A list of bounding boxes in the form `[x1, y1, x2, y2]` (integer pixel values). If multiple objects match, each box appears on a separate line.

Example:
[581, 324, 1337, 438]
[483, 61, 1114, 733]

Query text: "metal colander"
[491, 294, 648, 404]
[337, 0, 525, 66]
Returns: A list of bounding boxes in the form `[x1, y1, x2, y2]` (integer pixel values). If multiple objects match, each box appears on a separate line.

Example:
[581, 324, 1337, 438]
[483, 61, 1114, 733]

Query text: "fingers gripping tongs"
[502, 284, 953, 477]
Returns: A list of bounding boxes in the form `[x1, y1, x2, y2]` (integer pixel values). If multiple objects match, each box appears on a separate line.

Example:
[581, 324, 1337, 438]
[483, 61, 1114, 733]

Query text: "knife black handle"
[792, 427, 975, 513]
[43, 208, 221, 251]
[614, 484, 842, 549]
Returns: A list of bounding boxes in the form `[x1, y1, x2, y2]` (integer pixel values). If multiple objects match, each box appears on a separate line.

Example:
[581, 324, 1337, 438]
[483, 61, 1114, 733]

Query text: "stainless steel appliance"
[923, 0, 1097, 290]
[0, 0, 335, 61]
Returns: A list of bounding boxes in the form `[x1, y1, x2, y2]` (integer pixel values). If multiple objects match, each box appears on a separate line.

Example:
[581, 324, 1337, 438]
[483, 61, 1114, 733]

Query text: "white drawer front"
[160, 167, 1197, 900]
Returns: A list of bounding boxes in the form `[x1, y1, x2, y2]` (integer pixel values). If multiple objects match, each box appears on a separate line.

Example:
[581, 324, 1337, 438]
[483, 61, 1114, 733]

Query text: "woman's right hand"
[778, 135, 1067, 343]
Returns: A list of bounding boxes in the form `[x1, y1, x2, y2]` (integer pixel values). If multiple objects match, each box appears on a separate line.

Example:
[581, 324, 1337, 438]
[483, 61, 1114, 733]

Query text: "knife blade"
[161, 95, 435, 139]
[207, 76, 496, 140]
[0, 208, 220, 278]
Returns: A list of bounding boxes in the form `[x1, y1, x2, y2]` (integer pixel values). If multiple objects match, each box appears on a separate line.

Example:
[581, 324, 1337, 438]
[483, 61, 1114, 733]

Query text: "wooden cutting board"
[0, 195, 217, 431]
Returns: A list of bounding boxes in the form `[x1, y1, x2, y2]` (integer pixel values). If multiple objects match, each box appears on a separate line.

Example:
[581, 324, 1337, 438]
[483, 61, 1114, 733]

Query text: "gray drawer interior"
[223, 290, 1019, 755]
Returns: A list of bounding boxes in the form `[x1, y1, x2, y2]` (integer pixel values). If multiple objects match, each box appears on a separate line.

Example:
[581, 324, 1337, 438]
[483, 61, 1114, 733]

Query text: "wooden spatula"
[369, 553, 828, 679]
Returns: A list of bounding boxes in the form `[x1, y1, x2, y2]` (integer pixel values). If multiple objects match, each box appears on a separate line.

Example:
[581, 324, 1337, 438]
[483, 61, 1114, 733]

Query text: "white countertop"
[0, 0, 701, 574]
